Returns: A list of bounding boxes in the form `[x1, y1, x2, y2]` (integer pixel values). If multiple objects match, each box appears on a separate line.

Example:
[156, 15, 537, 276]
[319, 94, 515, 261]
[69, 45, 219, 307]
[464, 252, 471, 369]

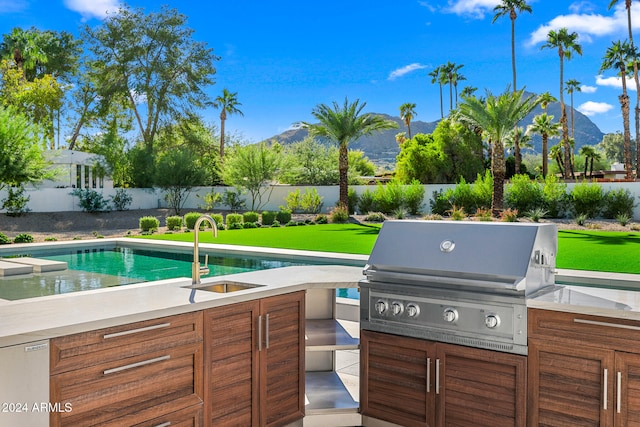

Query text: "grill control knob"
[443, 307, 458, 323]
[391, 302, 404, 316]
[485, 314, 501, 329]
[374, 300, 388, 315]
[406, 303, 420, 318]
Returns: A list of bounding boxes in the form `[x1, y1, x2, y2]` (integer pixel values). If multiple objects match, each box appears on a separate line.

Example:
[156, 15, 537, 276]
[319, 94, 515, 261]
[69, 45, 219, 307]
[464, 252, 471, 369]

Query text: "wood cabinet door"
[615, 352, 640, 427]
[361, 330, 436, 427]
[259, 291, 305, 427]
[436, 343, 526, 427]
[528, 338, 614, 427]
[204, 300, 260, 427]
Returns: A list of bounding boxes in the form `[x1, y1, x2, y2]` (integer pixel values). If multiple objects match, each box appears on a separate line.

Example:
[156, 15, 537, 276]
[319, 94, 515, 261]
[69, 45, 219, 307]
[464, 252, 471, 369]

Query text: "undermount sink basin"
[188, 281, 264, 293]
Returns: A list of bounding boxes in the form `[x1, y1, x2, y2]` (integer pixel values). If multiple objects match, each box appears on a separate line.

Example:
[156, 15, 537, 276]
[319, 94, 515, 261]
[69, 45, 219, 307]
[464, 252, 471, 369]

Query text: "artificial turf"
[136, 224, 640, 274]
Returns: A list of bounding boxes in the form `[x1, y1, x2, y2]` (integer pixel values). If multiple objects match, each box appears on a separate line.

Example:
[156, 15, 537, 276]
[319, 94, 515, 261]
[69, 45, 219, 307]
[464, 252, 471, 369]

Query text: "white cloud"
[444, 0, 499, 19]
[596, 74, 637, 91]
[528, 13, 617, 46]
[64, 0, 121, 20]
[577, 101, 614, 116]
[581, 84, 597, 93]
[569, 1, 597, 14]
[388, 63, 428, 81]
[0, 0, 28, 14]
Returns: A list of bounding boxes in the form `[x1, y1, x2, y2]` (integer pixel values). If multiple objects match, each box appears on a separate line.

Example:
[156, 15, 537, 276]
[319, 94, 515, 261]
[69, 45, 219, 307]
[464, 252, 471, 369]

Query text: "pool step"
[1, 258, 68, 274]
[0, 260, 34, 276]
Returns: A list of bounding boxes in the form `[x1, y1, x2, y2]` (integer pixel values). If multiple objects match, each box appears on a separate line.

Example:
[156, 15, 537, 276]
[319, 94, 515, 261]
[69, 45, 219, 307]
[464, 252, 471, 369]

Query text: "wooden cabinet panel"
[361, 330, 435, 427]
[437, 343, 526, 427]
[51, 311, 203, 374]
[615, 352, 640, 427]
[132, 403, 204, 427]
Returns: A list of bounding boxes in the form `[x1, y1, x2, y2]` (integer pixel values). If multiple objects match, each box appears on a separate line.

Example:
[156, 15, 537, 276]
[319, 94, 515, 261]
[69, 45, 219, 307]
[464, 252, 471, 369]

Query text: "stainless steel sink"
[187, 281, 264, 293]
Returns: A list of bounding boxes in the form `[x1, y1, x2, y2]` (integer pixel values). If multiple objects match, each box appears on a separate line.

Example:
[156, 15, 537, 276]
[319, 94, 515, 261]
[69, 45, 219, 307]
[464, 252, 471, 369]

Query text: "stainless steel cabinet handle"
[617, 371, 622, 414]
[265, 314, 270, 349]
[103, 322, 171, 339]
[574, 318, 640, 331]
[153, 423, 171, 427]
[426, 358, 431, 393]
[103, 355, 170, 375]
[258, 315, 263, 351]
[604, 368, 608, 410]
[435, 359, 440, 395]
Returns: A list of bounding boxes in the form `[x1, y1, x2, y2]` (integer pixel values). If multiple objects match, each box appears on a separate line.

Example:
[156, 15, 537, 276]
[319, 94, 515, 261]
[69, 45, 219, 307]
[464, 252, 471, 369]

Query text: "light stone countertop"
[0, 265, 364, 348]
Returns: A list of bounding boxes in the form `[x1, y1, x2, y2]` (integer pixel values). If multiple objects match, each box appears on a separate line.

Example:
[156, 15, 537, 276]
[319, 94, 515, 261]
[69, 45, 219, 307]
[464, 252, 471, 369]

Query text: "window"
[76, 165, 81, 188]
[84, 165, 90, 188]
[92, 167, 97, 188]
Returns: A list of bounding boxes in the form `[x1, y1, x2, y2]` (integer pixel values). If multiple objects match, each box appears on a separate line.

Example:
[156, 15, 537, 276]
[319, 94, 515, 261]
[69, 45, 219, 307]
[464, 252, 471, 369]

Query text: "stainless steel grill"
[360, 220, 557, 355]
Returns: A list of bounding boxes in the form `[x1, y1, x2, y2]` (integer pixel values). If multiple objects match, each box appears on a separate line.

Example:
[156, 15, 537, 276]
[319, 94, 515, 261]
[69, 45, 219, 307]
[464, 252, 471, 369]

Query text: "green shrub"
[261, 211, 276, 226]
[448, 205, 466, 221]
[228, 222, 244, 230]
[430, 190, 451, 216]
[211, 213, 224, 230]
[184, 212, 202, 229]
[357, 189, 375, 214]
[222, 189, 246, 212]
[616, 212, 632, 226]
[13, 233, 34, 243]
[474, 208, 493, 221]
[0, 232, 11, 244]
[526, 208, 548, 223]
[300, 188, 323, 213]
[393, 208, 407, 219]
[243, 222, 259, 228]
[110, 188, 132, 211]
[243, 211, 260, 223]
[71, 188, 110, 213]
[575, 213, 588, 226]
[226, 213, 244, 228]
[271, 220, 281, 227]
[404, 180, 425, 215]
[602, 188, 636, 219]
[364, 212, 386, 222]
[571, 182, 603, 218]
[2, 186, 30, 216]
[372, 181, 404, 214]
[348, 188, 359, 214]
[314, 214, 328, 224]
[45, 237, 57, 242]
[276, 209, 292, 224]
[505, 174, 544, 214]
[166, 215, 183, 231]
[330, 205, 349, 223]
[139, 216, 160, 232]
[286, 220, 298, 226]
[542, 175, 569, 218]
[284, 189, 302, 212]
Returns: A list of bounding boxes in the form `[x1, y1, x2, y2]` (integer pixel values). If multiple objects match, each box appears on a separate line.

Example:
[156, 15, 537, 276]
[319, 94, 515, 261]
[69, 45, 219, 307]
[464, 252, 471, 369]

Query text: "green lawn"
[136, 224, 640, 274]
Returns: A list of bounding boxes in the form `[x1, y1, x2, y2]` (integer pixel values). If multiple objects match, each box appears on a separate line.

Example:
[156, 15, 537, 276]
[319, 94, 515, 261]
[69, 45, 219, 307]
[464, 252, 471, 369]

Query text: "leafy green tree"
[222, 142, 281, 211]
[541, 28, 582, 179]
[526, 113, 561, 178]
[300, 98, 397, 207]
[279, 137, 338, 185]
[154, 148, 207, 215]
[456, 88, 540, 214]
[399, 103, 417, 139]
[0, 106, 52, 190]
[213, 88, 243, 163]
[601, 40, 635, 179]
[83, 5, 218, 153]
[598, 132, 625, 164]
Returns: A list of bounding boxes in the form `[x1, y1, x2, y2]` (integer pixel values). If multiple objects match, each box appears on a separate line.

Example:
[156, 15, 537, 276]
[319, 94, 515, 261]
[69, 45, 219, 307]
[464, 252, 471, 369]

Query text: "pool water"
[0, 247, 330, 301]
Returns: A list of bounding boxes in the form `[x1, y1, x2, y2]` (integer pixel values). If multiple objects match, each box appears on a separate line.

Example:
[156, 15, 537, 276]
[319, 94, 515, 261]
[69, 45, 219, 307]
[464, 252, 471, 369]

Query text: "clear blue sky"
[1, 0, 639, 144]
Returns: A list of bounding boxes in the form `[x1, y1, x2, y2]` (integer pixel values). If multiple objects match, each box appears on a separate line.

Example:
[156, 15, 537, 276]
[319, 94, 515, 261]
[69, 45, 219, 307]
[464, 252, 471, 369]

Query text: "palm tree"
[526, 113, 561, 178]
[492, 0, 533, 91]
[443, 62, 463, 113]
[461, 86, 478, 98]
[565, 79, 582, 139]
[452, 72, 466, 108]
[608, 0, 640, 178]
[541, 28, 582, 179]
[213, 88, 243, 163]
[505, 127, 533, 155]
[300, 98, 397, 207]
[579, 145, 602, 177]
[601, 40, 635, 179]
[538, 91, 557, 112]
[0, 27, 48, 78]
[550, 143, 565, 176]
[429, 66, 445, 119]
[456, 88, 540, 214]
[399, 103, 417, 139]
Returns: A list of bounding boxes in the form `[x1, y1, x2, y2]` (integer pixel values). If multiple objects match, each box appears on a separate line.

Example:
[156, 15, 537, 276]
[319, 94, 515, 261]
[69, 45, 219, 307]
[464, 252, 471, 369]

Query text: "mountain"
[266, 104, 605, 167]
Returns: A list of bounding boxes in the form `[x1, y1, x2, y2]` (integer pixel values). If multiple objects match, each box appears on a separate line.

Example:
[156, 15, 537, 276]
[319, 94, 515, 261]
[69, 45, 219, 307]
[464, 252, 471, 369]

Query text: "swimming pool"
[0, 241, 366, 301]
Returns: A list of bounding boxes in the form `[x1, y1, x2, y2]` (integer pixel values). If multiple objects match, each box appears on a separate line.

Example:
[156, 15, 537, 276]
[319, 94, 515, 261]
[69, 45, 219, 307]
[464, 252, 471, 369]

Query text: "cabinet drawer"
[529, 308, 640, 352]
[50, 342, 203, 426]
[132, 403, 204, 427]
[51, 311, 203, 374]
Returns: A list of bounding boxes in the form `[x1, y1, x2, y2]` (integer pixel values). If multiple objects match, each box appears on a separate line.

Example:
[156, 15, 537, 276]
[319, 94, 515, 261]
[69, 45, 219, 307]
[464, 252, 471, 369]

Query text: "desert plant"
[222, 189, 247, 212]
[447, 205, 466, 221]
[403, 180, 425, 215]
[393, 208, 407, 219]
[423, 213, 443, 221]
[139, 216, 160, 232]
[330, 205, 349, 223]
[275, 209, 292, 224]
[526, 208, 548, 223]
[44, 237, 57, 241]
[166, 216, 183, 231]
[474, 208, 493, 221]
[13, 233, 34, 243]
[184, 212, 202, 229]
[357, 189, 375, 214]
[616, 212, 632, 226]
[364, 212, 386, 222]
[571, 182, 603, 218]
[2, 186, 30, 216]
[110, 188, 132, 211]
[0, 232, 11, 244]
[284, 189, 302, 212]
[198, 189, 222, 210]
[575, 213, 588, 226]
[602, 188, 636, 219]
[314, 214, 328, 224]
[243, 211, 260, 224]
[499, 208, 519, 222]
[71, 188, 110, 213]
[92, 231, 104, 239]
[261, 211, 276, 226]
[226, 213, 244, 228]
[300, 188, 323, 213]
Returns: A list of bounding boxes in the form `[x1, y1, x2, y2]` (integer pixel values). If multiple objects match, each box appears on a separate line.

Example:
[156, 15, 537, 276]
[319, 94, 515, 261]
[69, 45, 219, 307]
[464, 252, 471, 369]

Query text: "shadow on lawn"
[317, 223, 381, 235]
[559, 230, 640, 246]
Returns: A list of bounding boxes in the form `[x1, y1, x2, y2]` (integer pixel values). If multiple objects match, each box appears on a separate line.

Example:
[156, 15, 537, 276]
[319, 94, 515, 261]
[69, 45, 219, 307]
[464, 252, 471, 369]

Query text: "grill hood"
[364, 220, 557, 295]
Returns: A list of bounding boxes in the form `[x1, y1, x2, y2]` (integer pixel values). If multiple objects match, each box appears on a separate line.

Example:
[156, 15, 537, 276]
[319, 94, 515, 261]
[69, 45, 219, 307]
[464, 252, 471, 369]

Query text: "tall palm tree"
[608, 0, 640, 178]
[550, 143, 565, 176]
[526, 113, 561, 178]
[452, 72, 466, 108]
[538, 91, 557, 112]
[461, 86, 478, 98]
[492, 0, 533, 91]
[456, 88, 540, 214]
[579, 145, 601, 177]
[399, 103, 417, 139]
[0, 27, 48, 78]
[601, 40, 635, 179]
[443, 62, 463, 113]
[300, 98, 397, 207]
[565, 79, 582, 139]
[213, 89, 243, 163]
[541, 28, 582, 179]
[429, 66, 445, 119]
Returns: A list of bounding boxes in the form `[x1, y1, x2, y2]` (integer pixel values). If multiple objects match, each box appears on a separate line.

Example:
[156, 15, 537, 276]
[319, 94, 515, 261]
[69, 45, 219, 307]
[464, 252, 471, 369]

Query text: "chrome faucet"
[192, 215, 218, 285]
